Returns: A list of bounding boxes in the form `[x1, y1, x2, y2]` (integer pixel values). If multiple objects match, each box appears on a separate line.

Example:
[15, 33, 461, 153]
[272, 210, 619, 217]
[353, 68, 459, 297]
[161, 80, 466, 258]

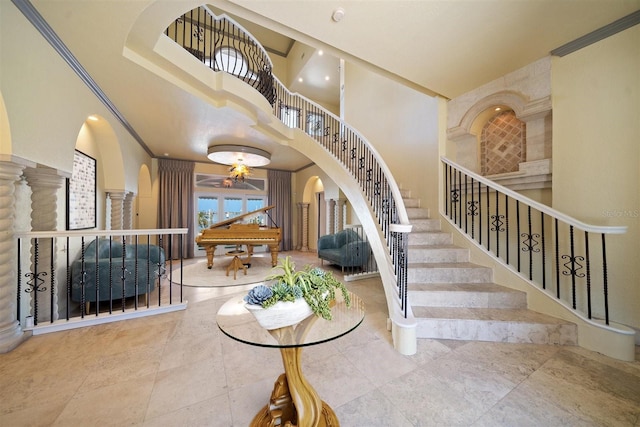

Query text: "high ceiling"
[29, 0, 640, 171]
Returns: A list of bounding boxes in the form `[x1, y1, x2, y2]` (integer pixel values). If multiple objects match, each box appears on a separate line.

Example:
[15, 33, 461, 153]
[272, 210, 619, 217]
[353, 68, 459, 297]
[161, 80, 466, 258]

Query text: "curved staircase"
[403, 190, 578, 345]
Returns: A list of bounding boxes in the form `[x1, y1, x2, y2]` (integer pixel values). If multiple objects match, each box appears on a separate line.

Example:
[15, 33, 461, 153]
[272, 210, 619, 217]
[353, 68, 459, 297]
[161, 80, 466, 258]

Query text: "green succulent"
[250, 256, 351, 320]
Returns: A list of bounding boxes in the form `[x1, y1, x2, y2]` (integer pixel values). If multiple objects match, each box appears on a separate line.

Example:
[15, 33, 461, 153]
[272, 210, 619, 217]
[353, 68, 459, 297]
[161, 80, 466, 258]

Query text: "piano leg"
[268, 244, 279, 267]
[205, 245, 217, 269]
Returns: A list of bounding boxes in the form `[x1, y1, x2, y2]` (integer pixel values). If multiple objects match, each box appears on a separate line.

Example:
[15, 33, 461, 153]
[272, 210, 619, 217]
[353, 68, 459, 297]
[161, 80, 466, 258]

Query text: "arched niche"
[136, 164, 154, 229]
[301, 176, 324, 251]
[83, 115, 125, 192]
[447, 90, 552, 191]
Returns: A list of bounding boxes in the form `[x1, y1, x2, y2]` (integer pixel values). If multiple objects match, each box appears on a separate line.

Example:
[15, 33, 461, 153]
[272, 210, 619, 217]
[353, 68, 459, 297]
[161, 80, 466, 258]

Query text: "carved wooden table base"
[250, 347, 339, 427]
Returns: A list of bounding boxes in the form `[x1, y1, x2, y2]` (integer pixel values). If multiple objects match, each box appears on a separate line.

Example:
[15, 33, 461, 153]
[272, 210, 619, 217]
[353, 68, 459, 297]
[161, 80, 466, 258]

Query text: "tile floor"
[1, 251, 639, 426]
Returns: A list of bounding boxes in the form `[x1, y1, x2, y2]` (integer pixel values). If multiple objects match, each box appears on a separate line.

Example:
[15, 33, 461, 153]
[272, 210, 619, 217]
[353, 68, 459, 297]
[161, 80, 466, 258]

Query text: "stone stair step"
[413, 307, 577, 345]
[408, 232, 452, 245]
[408, 262, 492, 283]
[408, 282, 527, 308]
[406, 207, 430, 219]
[399, 189, 412, 198]
[403, 198, 421, 208]
[408, 245, 469, 263]
[410, 218, 442, 232]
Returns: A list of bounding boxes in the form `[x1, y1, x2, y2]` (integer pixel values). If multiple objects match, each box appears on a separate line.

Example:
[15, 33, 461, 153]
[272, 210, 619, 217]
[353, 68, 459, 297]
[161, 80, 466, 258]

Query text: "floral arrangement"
[244, 256, 351, 321]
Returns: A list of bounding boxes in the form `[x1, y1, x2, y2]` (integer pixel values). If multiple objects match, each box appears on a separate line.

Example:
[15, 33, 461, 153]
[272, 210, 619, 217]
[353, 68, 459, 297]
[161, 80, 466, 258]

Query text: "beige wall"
[552, 25, 640, 331]
[1, 1, 152, 233]
[343, 62, 440, 210]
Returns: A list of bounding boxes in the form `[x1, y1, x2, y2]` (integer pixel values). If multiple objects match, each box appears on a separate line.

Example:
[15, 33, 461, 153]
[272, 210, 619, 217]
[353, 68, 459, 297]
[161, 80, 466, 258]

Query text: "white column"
[108, 191, 126, 230]
[123, 192, 135, 230]
[300, 202, 310, 252]
[23, 167, 65, 323]
[0, 161, 27, 353]
[326, 199, 336, 235]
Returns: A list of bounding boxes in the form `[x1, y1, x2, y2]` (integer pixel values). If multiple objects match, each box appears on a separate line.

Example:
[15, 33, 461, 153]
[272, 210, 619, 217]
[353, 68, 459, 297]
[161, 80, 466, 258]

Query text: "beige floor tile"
[1, 251, 638, 427]
[52, 373, 156, 426]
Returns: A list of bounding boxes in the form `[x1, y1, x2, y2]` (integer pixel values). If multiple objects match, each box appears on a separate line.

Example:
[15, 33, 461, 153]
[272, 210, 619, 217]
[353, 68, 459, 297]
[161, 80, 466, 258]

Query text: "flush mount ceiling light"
[206, 144, 271, 167]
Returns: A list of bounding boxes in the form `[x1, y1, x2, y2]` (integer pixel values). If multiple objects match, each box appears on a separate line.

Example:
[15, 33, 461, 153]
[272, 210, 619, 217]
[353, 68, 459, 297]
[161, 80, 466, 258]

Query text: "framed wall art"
[66, 150, 97, 230]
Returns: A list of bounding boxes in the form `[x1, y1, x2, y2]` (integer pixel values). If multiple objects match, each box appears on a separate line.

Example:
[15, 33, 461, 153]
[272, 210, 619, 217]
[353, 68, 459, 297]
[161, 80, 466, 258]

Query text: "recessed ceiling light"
[325, 76, 330, 81]
[87, 115, 98, 121]
[495, 107, 501, 111]
[318, 50, 323, 56]
[298, 77, 303, 82]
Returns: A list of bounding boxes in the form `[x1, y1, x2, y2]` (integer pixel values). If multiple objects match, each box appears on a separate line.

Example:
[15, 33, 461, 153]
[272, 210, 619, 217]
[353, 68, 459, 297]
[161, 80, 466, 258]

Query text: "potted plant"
[244, 256, 351, 329]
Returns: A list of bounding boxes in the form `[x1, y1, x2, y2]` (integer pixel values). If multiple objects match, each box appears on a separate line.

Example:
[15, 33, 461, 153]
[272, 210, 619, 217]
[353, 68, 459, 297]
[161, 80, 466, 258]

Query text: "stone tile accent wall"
[481, 111, 526, 175]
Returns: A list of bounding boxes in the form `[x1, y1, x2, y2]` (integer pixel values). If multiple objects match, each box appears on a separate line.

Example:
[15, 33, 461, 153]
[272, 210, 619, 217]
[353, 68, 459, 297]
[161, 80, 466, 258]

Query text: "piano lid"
[207, 205, 276, 229]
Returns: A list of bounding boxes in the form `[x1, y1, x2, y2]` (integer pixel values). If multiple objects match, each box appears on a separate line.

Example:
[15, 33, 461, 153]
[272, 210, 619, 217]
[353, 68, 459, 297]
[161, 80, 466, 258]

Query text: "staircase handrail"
[441, 157, 627, 235]
[441, 156, 627, 327]
[165, 6, 413, 332]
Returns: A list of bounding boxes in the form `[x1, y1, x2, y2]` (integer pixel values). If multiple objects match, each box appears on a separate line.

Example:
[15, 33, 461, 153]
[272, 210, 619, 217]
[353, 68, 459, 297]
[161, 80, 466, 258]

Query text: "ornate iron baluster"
[490, 193, 504, 258]
[561, 226, 585, 310]
[25, 238, 48, 326]
[521, 206, 540, 281]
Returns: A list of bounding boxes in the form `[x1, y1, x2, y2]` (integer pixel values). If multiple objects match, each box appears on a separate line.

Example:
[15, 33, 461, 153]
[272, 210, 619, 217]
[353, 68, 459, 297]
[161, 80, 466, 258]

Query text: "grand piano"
[195, 205, 281, 269]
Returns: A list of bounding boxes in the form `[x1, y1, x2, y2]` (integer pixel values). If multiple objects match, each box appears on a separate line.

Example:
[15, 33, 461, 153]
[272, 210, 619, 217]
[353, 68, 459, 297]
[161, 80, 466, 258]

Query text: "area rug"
[171, 254, 274, 287]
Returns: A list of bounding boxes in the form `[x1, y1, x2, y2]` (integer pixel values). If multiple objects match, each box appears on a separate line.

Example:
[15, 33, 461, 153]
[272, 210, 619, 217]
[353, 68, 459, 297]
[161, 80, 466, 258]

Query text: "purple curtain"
[267, 170, 293, 251]
[158, 159, 195, 259]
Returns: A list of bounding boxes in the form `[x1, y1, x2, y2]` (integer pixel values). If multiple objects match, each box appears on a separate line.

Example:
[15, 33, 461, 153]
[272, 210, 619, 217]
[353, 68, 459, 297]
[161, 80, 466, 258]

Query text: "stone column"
[335, 198, 346, 232]
[108, 191, 125, 230]
[0, 161, 27, 353]
[300, 202, 310, 252]
[521, 111, 552, 161]
[296, 203, 303, 250]
[23, 166, 65, 323]
[123, 192, 135, 230]
[326, 199, 336, 235]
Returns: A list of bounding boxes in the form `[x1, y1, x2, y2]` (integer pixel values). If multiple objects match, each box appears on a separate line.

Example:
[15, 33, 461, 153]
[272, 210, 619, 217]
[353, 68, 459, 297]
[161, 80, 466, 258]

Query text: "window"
[280, 104, 300, 128]
[195, 173, 266, 191]
[306, 112, 324, 136]
[208, 47, 256, 80]
[194, 192, 268, 254]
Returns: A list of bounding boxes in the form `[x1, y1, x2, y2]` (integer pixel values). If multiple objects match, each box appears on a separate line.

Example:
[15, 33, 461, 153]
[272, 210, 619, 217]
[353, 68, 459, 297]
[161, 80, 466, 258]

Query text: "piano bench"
[226, 250, 248, 279]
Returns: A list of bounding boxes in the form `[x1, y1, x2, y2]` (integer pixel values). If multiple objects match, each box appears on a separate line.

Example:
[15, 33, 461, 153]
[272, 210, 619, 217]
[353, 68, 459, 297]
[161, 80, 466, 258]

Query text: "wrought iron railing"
[165, 6, 275, 104]
[442, 157, 626, 325]
[164, 7, 411, 317]
[15, 229, 188, 331]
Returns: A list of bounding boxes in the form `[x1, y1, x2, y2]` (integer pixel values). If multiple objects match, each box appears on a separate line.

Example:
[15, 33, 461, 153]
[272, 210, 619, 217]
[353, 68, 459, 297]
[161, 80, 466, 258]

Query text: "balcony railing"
[15, 229, 188, 333]
[164, 7, 411, 317]
[165, 6, 275, 105]
[442, 157, 627, 326]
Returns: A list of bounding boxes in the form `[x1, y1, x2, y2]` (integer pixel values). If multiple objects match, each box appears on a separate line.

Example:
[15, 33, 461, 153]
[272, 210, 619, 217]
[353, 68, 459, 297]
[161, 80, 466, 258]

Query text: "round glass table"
[217, 291, 365, 427]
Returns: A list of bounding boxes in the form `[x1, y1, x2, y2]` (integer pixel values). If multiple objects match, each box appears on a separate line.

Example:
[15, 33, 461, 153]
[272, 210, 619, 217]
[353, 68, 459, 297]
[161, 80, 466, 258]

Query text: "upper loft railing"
[165, 6, 275, 105]
[164, 6, 411, 317]
[442, 157, 627, 327]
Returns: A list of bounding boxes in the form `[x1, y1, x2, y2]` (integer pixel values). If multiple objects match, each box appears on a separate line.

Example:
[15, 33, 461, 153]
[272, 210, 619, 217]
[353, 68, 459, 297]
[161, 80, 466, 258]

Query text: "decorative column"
[300, 202, 310, 252]
[0, 161, 27, 353]
[123, 192, 135, 230]
[326, 199, 336, 235]
[23, 166, 65, 323]
[108, 191, 125, 230]
[295, 203, 303, 250]
[335, 198, 346, 232]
